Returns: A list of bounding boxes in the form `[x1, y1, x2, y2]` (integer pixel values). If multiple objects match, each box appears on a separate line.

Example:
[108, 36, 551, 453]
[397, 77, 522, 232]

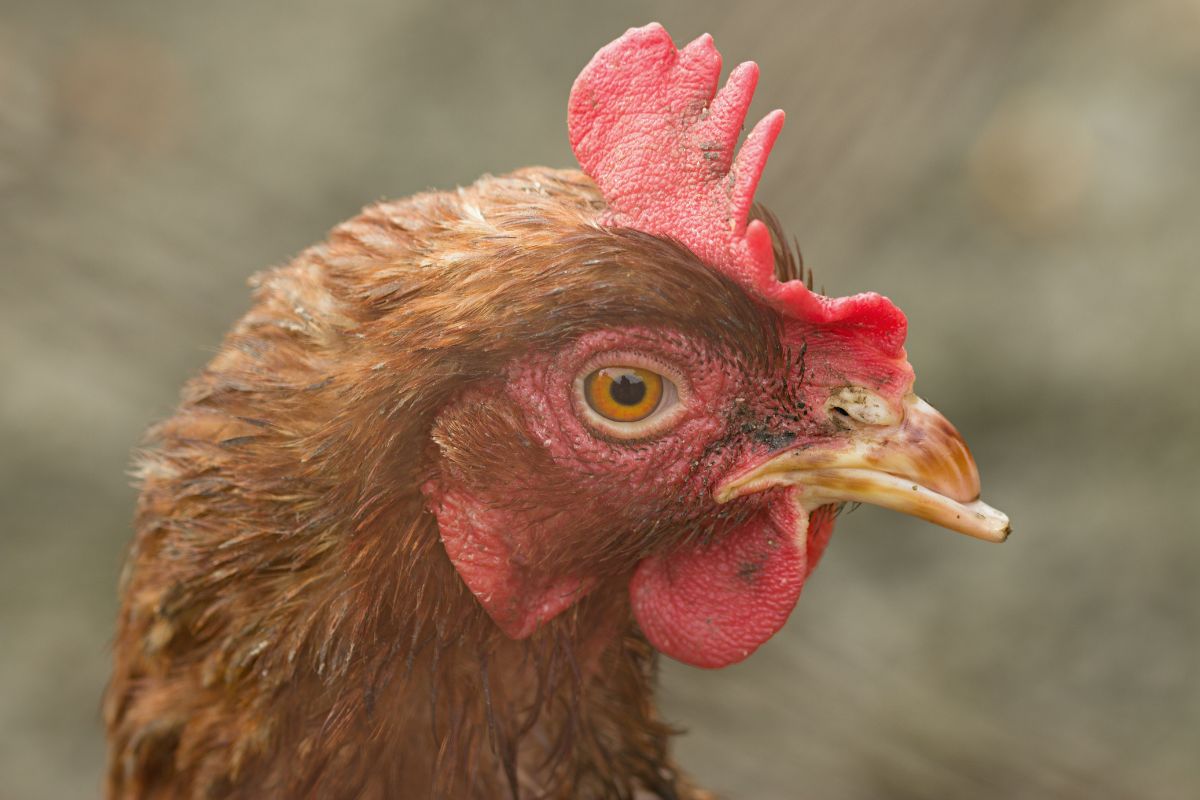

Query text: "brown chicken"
[105, 23, 1008, 799]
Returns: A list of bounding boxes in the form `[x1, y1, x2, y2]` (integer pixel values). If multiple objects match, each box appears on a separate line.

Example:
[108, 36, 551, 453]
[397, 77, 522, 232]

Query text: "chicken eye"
[583, 367, 664, 422]
[574, 356, 686, 440]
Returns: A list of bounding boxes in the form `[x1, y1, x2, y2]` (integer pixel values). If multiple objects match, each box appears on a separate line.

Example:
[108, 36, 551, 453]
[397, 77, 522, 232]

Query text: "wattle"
[629, 492, 835, 668]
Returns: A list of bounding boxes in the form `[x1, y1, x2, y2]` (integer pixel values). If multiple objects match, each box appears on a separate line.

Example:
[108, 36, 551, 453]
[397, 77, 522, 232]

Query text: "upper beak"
[715, 395, 1010, 543]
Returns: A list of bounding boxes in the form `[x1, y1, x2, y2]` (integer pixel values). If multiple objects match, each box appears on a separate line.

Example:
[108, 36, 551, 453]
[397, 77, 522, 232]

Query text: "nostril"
[825, 387, 903, 428]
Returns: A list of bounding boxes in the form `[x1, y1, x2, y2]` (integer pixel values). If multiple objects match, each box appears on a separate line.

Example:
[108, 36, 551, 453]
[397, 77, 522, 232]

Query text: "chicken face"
[422, 229, 1007, 669]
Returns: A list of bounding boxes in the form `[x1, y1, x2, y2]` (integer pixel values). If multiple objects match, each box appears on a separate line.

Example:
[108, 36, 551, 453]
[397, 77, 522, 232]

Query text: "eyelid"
[575, 350, 691, 398]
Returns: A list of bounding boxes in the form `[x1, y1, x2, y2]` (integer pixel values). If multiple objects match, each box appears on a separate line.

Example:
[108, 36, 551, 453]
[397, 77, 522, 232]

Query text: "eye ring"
[574, 354, 687, 440]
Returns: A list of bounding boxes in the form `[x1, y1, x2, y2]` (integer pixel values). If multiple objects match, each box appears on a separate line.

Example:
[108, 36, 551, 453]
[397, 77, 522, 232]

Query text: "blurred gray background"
[2, 1, 1197, 798]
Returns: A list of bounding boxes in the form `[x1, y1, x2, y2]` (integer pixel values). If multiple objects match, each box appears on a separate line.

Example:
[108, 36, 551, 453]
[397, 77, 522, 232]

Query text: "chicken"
[105, 23, 1008, 800]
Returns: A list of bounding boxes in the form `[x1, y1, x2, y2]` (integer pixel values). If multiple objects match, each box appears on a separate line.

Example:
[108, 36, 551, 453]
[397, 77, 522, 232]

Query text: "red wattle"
[630, 497, 834, 668]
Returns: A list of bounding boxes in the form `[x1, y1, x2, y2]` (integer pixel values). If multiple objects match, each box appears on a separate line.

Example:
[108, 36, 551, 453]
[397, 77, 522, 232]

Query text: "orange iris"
[583, 367, 664, 422]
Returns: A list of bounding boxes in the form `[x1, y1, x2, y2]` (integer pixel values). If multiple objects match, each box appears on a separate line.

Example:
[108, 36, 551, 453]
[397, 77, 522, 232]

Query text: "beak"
[715, 395, 1010, 543]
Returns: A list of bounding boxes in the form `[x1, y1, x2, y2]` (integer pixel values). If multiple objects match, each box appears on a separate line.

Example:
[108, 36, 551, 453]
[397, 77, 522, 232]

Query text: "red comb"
[568, 24, 907, 355]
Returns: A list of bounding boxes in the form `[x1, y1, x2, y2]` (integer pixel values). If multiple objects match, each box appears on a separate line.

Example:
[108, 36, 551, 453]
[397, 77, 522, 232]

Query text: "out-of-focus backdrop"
[2, 1, 1197, 798]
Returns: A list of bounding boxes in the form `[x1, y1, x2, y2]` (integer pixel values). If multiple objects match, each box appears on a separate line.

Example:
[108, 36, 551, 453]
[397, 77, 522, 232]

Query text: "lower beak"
[715, 395, 1010, 543]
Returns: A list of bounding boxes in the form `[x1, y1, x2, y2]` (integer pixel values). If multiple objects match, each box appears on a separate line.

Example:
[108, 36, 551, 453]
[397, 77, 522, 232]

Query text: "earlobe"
[422, 476, 597, 638]
[424, 382, 600, 638]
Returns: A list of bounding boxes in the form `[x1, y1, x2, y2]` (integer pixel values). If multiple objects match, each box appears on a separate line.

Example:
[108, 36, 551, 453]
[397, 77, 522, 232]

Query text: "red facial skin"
[424, 318, 914, 668]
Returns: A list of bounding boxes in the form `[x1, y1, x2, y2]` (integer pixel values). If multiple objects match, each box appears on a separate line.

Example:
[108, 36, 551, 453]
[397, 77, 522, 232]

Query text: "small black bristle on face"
[753, 430, 798, 452]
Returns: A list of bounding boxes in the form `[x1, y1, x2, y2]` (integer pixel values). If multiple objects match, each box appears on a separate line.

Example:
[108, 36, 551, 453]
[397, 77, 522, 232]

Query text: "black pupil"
[608, 373, 646, 406]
